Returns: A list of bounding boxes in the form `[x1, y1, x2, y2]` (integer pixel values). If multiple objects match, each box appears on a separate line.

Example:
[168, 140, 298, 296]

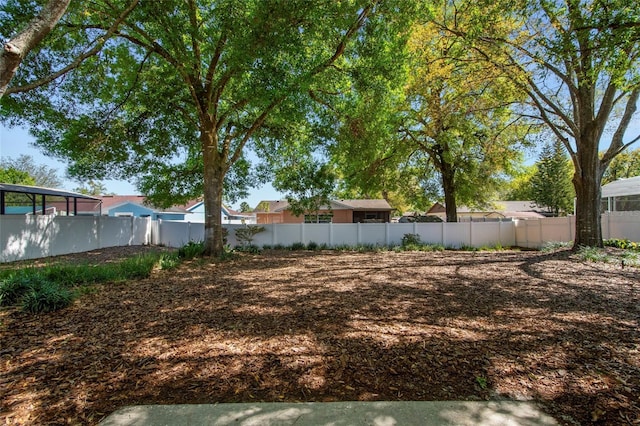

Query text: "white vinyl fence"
[2, 213, 639, 263]
[155, 213, 640, 250]
[515, 212, 640, 249]
[0, 215, 151, 263]
[151, 220, 517, 249]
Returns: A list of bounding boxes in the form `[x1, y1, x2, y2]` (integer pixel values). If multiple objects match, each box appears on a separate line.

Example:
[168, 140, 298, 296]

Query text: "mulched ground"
[1, 248, 638, 425]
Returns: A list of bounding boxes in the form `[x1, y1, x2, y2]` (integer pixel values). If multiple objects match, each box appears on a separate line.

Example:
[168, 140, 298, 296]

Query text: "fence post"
[357, 222, 362, 245]
[273, 224, 278, 246]
[539, 219, 544, 248]
[469, 221, 473, 248]
[301, 223, 305, 244]
[385, 222, 389, 246]
[329, 222, 333, 247]
[97, 216, 102, 249]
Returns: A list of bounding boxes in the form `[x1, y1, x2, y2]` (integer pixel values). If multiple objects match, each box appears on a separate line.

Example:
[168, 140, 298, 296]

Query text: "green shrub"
[306, 241, 319, 251]
[21, 281, 72, 314]
[178, 241, 205, 259]
[273, 244, 285, 250]
[262, 244, 273, 250]
[236, 245, 262, 254]
[576, 246, 610, 263]
[158, 253, 180, 270]
[235, 225, 266, 247]
[118, 254, 158, 279]
[289, 242, 306, 251]
[604, 239, 640, 251]
[401, 233, 422, 246]
[0, 272, 39, 306]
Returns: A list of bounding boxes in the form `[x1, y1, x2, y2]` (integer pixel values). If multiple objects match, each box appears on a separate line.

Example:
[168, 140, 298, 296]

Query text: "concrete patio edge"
[99, 400, 559, 425]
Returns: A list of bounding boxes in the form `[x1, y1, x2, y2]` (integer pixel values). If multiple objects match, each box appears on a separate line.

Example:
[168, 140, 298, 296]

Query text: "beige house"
[254, 199, 393, 224]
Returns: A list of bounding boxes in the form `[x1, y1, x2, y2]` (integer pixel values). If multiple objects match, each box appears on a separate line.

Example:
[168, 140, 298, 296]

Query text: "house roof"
[99, 195, 188, 213]
[254, 199, 393, 213]
[428, 201, 543, 214]
[601, 176, 640, 198]
[0, 183, 101, 201]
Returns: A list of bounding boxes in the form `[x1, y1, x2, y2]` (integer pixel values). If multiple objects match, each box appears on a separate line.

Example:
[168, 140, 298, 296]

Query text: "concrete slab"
[100, 401, 558, 426]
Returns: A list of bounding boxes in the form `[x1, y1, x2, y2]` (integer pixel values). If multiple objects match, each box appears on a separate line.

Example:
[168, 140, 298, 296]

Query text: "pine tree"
[530, 140, 574, 216]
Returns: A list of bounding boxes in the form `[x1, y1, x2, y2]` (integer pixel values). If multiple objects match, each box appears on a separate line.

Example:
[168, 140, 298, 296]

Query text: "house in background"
[184, 200, 256, 224]
[254, 199, 393, 224]
[100, 195, 188, 220]
[426, 201, 547, 222]
[601, 176, 640, 212]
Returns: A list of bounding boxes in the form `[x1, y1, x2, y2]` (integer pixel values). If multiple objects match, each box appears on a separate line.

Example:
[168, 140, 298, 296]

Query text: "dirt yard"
[1, 248, 638, 425]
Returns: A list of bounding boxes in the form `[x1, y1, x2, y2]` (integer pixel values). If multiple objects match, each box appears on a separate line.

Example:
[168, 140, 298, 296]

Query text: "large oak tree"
[438, 0, 640, 246]
[2, 0, 386, 256]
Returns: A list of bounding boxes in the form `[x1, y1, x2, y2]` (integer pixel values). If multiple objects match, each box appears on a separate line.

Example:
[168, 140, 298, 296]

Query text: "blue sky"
[2, 116, 638, 209]
[0, 125, 285, 210]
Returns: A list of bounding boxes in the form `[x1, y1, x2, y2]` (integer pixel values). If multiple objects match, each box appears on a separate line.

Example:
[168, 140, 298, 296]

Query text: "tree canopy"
[530, 140, 575, 216]
[436, 0, 640, 246]
[0, 154, 62, 188]
[2, 0, 638, 249]
[2, 0, 391, 256]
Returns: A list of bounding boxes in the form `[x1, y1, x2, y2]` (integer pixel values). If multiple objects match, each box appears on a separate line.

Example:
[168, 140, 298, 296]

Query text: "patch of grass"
[306, 241, 319, 251]
[178, 241, 205, 259]
[289, 242, 306, 251]
[0, 251, 172, 314]
[576, 246, 611, 263]
[475, 376, 488, 390]
[235, 245, 262, 254]
[158, 253, 181, 270]
[541, 241, 572, 252]
[21, 281, 73, 314]
[0, 271, 40, 306]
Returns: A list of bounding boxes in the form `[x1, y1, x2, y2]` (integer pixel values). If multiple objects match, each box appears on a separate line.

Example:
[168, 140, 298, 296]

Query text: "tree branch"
[5, 0, 139, 96]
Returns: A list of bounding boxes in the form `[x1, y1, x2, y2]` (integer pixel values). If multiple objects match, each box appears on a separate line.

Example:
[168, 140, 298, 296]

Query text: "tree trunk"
[441, 160, 458, 223]
[572, 129, 603, 249]
[202, 130, 225, 257]
[0, 0, 70, 99]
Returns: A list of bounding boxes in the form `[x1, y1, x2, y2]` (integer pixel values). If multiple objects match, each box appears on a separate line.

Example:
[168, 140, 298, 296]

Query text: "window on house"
[304, 214, 333, 223]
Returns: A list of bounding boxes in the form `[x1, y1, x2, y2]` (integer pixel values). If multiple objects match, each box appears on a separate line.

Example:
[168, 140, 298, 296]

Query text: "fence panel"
[4, 213, 640, 263]
[330, 224, 359, 246]
[0, 215, 153, 262]
[442, 223, 471, 248]
[605, 212, 640, 241]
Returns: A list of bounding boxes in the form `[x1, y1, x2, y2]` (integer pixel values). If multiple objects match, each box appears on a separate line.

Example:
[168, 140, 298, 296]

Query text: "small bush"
[236, 245, 262, 254]
[401, 233, 422, 246]
[158, 253, 180, 270]
[178, 241, 205, 259]
[0, 272, 39, 306]
[604, 239, 640, 252]
[118, 254, 158, 279]
[289, 242, 306, 251]
[576, 246, 610, 263]
[235, 225, 266, 247]
[273, 244, 285, 250]
[21, 281, 72, 314]
[262, 244, 273, 250]
[306, 241, 319, 251]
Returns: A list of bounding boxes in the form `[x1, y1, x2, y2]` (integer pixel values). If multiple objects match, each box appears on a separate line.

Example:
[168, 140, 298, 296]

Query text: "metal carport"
[0, 183, 102, 216]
